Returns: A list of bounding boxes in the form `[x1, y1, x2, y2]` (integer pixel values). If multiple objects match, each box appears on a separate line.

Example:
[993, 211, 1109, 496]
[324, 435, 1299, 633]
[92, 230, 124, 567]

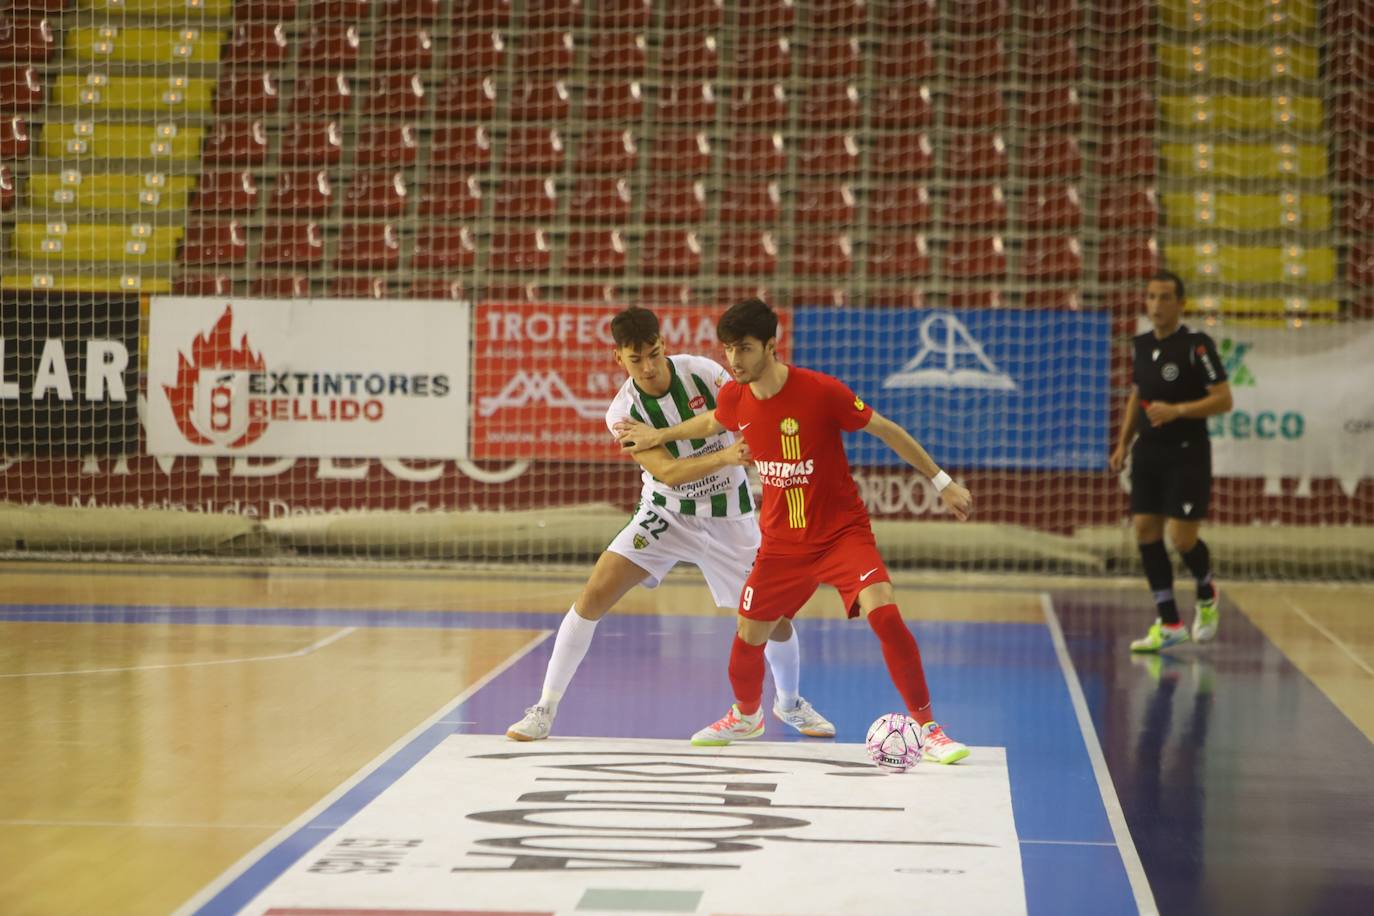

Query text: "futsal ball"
[866, 713, 923, 773]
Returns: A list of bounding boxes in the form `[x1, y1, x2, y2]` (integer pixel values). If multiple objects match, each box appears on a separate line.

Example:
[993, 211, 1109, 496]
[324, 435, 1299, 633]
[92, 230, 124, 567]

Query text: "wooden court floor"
[0, 561, 1371, 916]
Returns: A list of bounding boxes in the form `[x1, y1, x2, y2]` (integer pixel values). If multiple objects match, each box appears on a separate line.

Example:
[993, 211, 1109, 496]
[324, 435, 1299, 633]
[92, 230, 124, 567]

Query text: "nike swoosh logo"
[739, 423, 752, 431]
[859, 568, 879, 581]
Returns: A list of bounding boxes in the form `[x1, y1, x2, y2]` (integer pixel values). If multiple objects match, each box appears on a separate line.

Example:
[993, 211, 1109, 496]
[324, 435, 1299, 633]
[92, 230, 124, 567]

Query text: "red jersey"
[715, 365, 873, 549]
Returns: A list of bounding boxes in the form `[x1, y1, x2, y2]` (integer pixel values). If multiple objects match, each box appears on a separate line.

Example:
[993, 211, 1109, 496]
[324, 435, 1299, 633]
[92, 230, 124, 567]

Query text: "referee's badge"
[1162, 363, 1180, 381]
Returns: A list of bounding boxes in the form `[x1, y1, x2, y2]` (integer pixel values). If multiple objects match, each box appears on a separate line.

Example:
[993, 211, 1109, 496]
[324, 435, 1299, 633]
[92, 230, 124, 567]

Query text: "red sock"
[867, 604, 934, 724]
[728, 634, 766, 716]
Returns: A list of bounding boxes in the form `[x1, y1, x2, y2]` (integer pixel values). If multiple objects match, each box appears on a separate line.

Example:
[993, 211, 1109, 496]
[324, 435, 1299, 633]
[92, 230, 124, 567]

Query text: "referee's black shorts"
[1129, 441, 1212, 521]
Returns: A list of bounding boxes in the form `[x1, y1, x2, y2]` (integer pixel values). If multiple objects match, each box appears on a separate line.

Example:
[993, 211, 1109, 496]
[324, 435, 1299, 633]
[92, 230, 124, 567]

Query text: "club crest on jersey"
[780, 417, 800, 435]
[632, 533, 648, 549]
[1161, 363, 1180, 381]
[853, 396, 865, 411]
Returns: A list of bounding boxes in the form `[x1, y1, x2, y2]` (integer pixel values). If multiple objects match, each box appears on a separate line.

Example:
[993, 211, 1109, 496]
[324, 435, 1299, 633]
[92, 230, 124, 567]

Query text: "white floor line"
[1040, 593, 1159, 916]
[0, 626, 357, 678]
[171, 628, 554, 916]
[1283, 595, 1374, 678]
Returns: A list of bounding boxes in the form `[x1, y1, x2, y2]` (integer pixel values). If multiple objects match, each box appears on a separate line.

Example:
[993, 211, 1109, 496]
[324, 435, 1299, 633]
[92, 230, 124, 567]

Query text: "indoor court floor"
[0, 561, 1371, 916]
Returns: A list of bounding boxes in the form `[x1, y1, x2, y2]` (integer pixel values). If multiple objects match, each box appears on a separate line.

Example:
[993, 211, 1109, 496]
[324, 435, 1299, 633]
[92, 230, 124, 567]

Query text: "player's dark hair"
[717, 298, 778, 345]
[1152, 270, 1186, 301]
[610, 307, 661, 349]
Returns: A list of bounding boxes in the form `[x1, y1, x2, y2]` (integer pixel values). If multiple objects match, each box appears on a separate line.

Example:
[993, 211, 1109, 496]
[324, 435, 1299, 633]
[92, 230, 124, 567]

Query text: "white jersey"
[605, 354, 755, 519]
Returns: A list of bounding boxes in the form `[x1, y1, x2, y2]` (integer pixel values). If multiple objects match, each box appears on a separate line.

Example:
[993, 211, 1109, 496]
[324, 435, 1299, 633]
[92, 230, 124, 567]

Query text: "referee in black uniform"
[1109, 271, 1234, 653]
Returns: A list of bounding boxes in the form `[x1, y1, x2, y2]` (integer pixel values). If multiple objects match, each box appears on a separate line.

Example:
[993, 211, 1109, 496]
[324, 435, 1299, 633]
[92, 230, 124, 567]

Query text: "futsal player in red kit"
[618, 298, 975, 764]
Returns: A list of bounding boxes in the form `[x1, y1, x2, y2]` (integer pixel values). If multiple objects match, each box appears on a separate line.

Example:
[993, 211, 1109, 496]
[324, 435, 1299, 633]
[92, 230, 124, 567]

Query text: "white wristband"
[931, 470, 952, 492]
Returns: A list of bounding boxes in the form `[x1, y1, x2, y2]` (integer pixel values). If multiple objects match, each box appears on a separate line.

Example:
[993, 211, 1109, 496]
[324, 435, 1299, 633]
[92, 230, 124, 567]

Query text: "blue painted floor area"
[1053, 592, 1374, 916]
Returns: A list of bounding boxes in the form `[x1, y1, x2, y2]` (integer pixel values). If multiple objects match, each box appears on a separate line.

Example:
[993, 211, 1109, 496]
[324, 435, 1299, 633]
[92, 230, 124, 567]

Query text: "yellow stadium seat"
[1161, 143, 1326, 179]
[27, 173, 196, 213]
[13, 222, 184, 264]
[1166, 243, 1335, 284]
[52, 75, 214, 114]
[77, 0, 233, 18]
[40, 123, 205, 162]
[1159, 43, 1319, 81]
[2, 273, 172, 294]
[1159, 96, 1322, 133]
[1188, 296, 1338, 317]
[1160, 0, 1317, 33]
[67, 27, 225, 65]
[1163, 192, 1331, 230]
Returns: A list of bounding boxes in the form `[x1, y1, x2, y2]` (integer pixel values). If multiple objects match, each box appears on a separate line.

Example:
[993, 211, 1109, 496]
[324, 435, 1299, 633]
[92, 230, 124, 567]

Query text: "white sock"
[538, 605, 599, 711]
[764, 627, 801, 710]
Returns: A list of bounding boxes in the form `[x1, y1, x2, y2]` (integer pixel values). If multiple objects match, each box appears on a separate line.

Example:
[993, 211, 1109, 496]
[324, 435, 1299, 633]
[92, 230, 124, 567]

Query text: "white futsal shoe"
[506, 705, 554, 741]
[691, 704, 765, 746]
[773, 696, 837, 738]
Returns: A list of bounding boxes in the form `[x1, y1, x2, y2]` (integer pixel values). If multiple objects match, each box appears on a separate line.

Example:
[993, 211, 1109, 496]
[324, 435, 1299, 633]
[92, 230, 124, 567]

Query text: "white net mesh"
[0, 0, 1370, 574]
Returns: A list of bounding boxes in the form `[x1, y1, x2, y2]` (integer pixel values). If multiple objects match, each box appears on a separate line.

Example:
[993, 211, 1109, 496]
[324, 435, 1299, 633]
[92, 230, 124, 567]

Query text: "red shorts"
[739, 525, 891, 621]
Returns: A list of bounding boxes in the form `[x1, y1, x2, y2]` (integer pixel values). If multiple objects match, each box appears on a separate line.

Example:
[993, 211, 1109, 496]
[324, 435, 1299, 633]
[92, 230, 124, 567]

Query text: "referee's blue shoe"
[1130, 619, 1190, 653]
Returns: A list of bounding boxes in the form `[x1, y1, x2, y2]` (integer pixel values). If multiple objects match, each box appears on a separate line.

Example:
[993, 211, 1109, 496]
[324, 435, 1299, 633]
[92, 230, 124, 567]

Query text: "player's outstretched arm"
[1109, 386, 1140, 473]
[630, 439, 752, 487]
[614, 410, 725, 454]
[862, 411, 972, 521]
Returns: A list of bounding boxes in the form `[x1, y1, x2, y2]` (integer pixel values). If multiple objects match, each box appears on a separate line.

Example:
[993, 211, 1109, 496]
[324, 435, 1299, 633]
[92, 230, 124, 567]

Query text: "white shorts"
[606, 503, 761, 608]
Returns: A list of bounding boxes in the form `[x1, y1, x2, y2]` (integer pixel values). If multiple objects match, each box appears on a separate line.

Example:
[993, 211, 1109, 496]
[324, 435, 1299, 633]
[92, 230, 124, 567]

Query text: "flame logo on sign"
[164, 305, 269, 447]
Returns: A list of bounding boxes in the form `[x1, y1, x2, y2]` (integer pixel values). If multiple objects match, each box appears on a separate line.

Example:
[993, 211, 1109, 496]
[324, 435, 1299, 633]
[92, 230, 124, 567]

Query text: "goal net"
[1, 0, 1370, 576]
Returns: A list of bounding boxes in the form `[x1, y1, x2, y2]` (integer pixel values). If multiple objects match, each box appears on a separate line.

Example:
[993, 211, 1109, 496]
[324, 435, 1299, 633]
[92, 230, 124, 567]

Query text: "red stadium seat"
[1022, 235, 1083, 281]
[1021, 0, 1082, 34]
[944, 133, 1008, 179]
[1019, 134, 1082, 178]
[947, 289, 1003, 309]
[192, 170, 260, 214]
[874, 37, 935, 80]
[341, 170, 409, 217]
[411, 227, 477, 270]
[501, 127, 565, 172]
[1096, 236, 1159, 282]
[1330, 35, 1374, 85]
[182, 222, 248, 266]
[799, 36, 862, 79]
[799, 83, 862, 129]
[490, 176, 558, 220]
[336, 223, 400, 271]
[732, 34, 791, 80]
[174, 272, 235, 296]
[409, 278, 469, 301]
[311, 0, 371, 21]
[364, 73, 425, 118]
[235, 0, 300, 20]
[565, 230, 627, 275]
[1090, 0, 1152, 32]
[215, 68, 280, 115]
[587, 30, 645, 76]
[868, 184, 931, 228]
[573, 129, 638, 173]
[0, 116, 30, 158]
[871, 0, 936, 32]
[1019, 86, 1081, 130]
[0, 164, 13, 211]
[652, 81, 717, 125]
[1095, 87, 1155, 132]
[870, 133, 935, 177]
[946, 37, 1006, 80]
[1024, 288, 1082, 310]
[267, 171, 334, 217]
[1090, 39, 1155, 82]
[871, 84, 933, 129]
[288, 73, 354, 116]
[1338, 137, 1374, 184]
[649, 130, 713, 176]
[0, 66, 42, 112]
[372, 27, 434, 72]
[942, 235, 1007, 279]
[659, 32, 719, 79]
[795, 132, 860, 177]
[589, 0, 653, 28]
[514, 29, 574, 76]
[1333, 90, 1374, 134]
[641, 229, 703, 276]
[488, 229, 551, 272]
[416, 171, 482, 218]
[719, 179, 781, 226]
[329, 276, 390, 299]
[1094, 135, 1155, 179]
[726, 82, 788, 127]
[508, 78, 570, 122]
[1, 16, 57, 63]
[429, 124, 492, 170]
[1344, 189, 1374, 235]
[795, 184, 855, 226]
[643, 178, 706, 225]
[223, 23, 290, 66]
[582, 80, 644, 122]
[723, 132, 786, 176]
[201, 119, 269, 167]
[298, 25, 361, 70]
[793, 233, 852, 280]
[447, 30, 505, 72]
[717, 231, 777, 277]
[737, 0, 795, 32]
[945, 184, 1007, 228]
[380, 0, 442, 23]
[1023, 184, 1084, 230]
[810, 0, 867, 30]
[434, 74, 498, 120]
[278, 120, 344, 166]
[567, 177, 632, 224]
[944, 87, 1005, 129]
[944, 0, 1010, 34]
[452, 0, 512, 28]
[1096, 186, 1158, 231]
[868, 233, 931, 278]
[355, 122, 418, 166]
[1350, 244, 1374, 289]
[250, 275, 311, 298]
[1018, 38, 1080, 82]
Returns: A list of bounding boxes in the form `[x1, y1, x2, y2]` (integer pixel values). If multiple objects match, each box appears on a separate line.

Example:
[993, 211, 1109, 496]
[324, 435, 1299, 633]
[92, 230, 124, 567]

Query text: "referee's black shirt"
[1132, 324, 1228, 448]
